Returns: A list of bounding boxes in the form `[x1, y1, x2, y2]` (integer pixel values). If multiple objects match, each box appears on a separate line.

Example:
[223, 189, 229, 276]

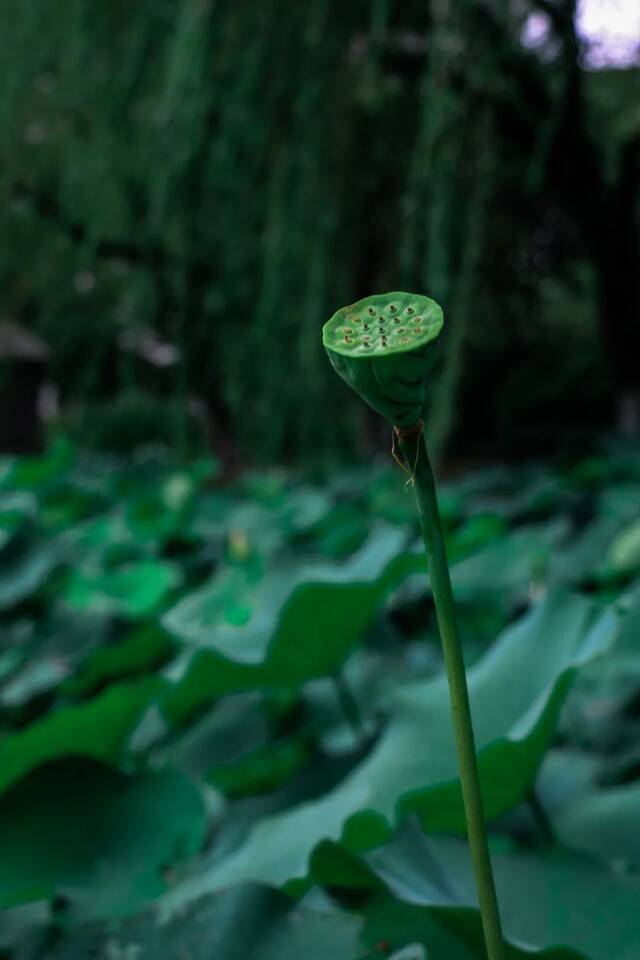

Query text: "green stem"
[399, 429, 506, 960]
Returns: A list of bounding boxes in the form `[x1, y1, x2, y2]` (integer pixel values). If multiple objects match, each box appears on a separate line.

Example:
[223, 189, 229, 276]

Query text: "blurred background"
[1, 0, 638, 467]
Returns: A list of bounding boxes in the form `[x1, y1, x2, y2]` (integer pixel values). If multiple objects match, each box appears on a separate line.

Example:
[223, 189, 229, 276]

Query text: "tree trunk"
[595, 134, 640, 435]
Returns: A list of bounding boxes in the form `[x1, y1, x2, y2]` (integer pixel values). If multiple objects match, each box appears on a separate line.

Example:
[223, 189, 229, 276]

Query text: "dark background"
[1, 0, 638, 465]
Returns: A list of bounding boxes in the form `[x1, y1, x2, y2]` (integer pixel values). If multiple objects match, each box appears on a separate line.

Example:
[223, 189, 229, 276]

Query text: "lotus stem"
[323, 291, 506, 959]
[397, 424, 506, 960]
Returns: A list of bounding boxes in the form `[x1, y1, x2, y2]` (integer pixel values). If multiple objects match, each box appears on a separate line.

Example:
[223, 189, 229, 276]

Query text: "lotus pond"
[1, 438, 640, 959]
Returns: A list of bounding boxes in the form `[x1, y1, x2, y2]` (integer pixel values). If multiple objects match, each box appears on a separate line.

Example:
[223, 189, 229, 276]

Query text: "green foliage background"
[2, 440, 640, 958]
[2, 0, 639, 461]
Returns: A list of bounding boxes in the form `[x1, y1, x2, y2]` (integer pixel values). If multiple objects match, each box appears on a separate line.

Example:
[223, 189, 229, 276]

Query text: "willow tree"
[1, 0, 636, 461]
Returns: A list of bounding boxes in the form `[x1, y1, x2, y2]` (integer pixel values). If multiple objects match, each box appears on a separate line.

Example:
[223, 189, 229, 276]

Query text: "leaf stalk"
[398, 427, 507, 960]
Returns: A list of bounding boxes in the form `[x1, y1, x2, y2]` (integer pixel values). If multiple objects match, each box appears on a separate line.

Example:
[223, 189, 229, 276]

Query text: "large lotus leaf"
[62, 623, 176, 698]
[617, 584, 640, 652]
[0, 657, 69, 709]
[465, 469, 569, 524]
[390, 523, 566, 620]
[554, 780, 640, 868]
[548, 499, 640, 586]
[0, 491, 37, 551]
[39, 488, 105, 534]
[446, 513, 508, 560]
[362, 824, 640, 960]
[1, 438, 73, 492]
[170, 691, 310, 797]
[447, 523, 566, 600]
[162, 527, 422, 723]
[553, 585, 640, 727]
[29, 885, 361, 960]
[207, 737, 310, 798]
[188, 487, 332, 558]
[309, 831, 599, 959]
[188, 490, 242, 541]
[170, 693, 272, 779]
[223, 487, 335, 548]
[165, 523, 561, 724]
[274, 487, 335, 537]
[0, 535, 61, 610]
[603, 518, 640, 578]
[361, 894, 584, 960]
[535, 749, 601, 813]
[163, 525, 408, 656]
[0, 903, 48, 958]
[163, 559, 264, 642]
[549, 516, 625, 585]
[161, 591, 615, 896]
[596, 483, 640, 522]
[0, 759, 206, 916]
[0, 677, 163, 796]
[123, 470, 199, 544]
[61, 511, 134, 558]
[62, 560, 181, 618]
[302, 502, 371, 557]
[0, 612, 112, 708]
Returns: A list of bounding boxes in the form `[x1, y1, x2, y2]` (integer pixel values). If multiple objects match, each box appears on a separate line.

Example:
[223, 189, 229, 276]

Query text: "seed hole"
[389, 304, 397, 313]
[393, 317, 401, 323]
[367, 307, 376, 316]
[363, 324, 369, 330]
[407, 307, 414, 314]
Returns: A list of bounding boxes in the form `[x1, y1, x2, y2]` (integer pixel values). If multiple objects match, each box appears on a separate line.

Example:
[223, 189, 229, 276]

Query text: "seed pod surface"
[323, 291, 443, 427]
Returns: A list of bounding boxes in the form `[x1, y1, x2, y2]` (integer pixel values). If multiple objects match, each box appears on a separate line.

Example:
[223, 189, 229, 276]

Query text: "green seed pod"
[322, 291, 444, 427]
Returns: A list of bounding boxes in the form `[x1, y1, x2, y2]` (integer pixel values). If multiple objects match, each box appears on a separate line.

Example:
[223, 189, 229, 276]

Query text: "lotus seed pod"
[322, 291, 444, 427]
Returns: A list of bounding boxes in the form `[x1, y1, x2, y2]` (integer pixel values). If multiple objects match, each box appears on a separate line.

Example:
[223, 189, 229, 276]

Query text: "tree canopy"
[1, 0, 638, 461]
